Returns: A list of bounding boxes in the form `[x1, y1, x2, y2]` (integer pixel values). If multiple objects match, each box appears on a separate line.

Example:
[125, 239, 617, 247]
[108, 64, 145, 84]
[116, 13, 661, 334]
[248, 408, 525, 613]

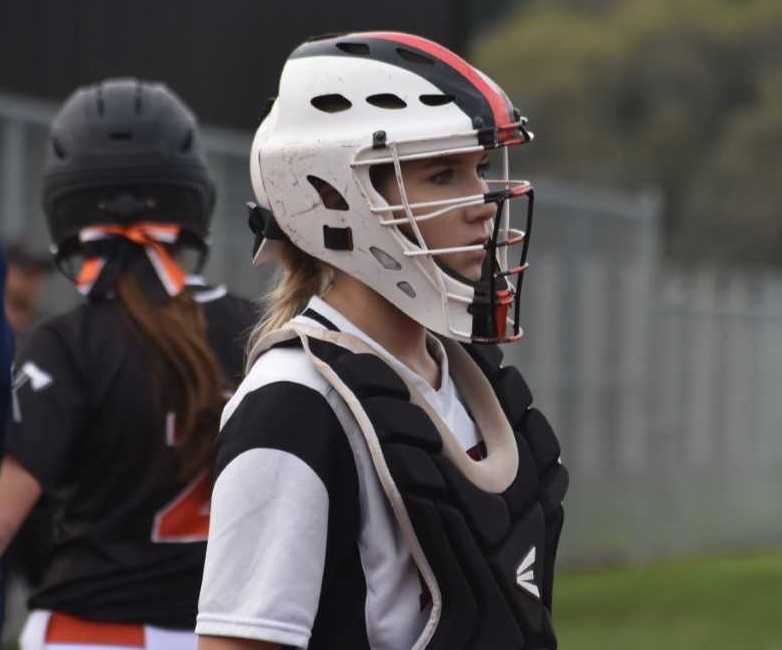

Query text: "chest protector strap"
[252, 324, 569, 650]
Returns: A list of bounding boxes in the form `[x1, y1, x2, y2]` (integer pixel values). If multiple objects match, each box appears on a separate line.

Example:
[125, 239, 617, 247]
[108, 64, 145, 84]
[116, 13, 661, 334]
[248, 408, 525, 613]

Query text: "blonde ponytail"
[246, 241, 333, 370]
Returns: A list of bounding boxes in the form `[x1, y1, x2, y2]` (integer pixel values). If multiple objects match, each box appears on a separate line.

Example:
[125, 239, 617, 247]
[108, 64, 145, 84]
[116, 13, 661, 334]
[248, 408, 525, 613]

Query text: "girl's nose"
[465, 199, 495, 226]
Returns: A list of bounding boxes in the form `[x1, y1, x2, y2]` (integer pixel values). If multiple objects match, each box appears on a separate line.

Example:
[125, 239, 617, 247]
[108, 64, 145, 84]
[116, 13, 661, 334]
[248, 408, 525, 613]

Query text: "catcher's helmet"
[250, 32, 534, 343]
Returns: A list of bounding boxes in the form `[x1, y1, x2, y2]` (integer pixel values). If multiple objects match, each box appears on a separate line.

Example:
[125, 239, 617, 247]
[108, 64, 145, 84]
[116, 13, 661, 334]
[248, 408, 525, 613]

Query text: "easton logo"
[515, 546, 540, 598]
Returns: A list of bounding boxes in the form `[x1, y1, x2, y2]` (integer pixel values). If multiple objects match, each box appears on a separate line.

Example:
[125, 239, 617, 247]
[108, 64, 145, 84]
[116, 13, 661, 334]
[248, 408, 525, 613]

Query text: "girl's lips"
[467, 238, 488, 258]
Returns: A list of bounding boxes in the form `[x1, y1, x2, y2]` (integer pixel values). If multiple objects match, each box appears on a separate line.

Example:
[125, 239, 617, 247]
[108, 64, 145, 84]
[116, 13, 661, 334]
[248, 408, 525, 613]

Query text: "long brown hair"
[116, 271, 224, 481]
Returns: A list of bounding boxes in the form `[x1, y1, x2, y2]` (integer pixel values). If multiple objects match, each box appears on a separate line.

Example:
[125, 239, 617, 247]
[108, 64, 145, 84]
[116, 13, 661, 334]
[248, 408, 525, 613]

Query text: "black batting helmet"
[42, 78, 215, 248]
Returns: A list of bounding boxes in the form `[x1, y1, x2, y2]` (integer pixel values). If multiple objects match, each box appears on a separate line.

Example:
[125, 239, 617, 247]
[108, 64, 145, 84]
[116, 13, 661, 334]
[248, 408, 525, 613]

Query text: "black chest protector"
[269, 320, 569, 650]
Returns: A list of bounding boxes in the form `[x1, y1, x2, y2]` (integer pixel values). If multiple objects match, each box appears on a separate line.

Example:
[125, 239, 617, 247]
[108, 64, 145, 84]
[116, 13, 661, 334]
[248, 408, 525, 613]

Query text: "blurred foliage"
[473, 0, 782, 265]
[556, 550, 782, 649]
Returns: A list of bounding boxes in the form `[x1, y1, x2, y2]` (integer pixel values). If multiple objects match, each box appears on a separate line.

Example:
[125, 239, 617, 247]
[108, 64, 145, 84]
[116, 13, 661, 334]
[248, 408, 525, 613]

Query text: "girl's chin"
[458, 263, 484, 283]
[439, 253, 485, 282]
[466, 256, 488, 280]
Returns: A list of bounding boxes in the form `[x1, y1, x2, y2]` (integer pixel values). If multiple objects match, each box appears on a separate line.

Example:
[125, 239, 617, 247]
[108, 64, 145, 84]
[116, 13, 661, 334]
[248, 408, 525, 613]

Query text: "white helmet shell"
[251, 32, 535, 343]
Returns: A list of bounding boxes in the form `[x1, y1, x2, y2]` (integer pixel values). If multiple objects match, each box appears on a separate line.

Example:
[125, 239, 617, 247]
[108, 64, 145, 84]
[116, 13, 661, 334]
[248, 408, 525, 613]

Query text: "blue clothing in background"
[1, 247, 12, 452]
[0, 247, 13, 637]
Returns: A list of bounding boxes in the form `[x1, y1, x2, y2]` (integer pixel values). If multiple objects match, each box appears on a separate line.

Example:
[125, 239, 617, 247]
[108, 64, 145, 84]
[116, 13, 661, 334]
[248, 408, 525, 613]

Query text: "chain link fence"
[2, 91, 781, 573]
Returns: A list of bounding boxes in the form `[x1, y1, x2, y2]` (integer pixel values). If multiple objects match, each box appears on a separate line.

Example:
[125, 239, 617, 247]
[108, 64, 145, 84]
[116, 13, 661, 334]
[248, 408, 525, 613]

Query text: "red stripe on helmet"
[362, 31, 514, 129]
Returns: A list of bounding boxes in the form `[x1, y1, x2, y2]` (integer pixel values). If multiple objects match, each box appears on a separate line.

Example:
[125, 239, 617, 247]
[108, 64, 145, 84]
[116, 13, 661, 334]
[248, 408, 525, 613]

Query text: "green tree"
[473, 0, 782, 264]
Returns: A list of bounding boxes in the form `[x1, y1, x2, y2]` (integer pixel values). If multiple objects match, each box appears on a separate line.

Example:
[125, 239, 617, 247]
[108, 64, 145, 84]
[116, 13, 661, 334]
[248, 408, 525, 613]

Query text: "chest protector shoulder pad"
[277, 327, 568, 650]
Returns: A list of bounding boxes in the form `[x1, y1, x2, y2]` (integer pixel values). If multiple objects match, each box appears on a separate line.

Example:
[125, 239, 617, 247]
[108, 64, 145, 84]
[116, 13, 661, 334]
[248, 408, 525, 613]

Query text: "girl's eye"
[477, 162, 490, 179]
[428, 168, 454, 185]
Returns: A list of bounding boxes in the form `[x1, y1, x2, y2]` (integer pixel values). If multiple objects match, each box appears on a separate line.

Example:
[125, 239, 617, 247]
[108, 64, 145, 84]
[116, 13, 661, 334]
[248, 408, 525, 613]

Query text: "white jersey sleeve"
[196, 347, 360, 648]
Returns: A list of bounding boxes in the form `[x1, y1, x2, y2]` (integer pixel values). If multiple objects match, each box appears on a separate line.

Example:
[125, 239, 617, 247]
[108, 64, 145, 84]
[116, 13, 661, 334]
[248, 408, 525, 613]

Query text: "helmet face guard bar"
[468, 187, 533, 343]
[356, 137, 534, 344]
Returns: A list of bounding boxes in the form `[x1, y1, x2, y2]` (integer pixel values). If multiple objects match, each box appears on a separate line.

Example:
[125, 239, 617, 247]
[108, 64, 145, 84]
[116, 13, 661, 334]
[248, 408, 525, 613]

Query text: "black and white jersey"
[5, 280, 254, 629]
[196, 297, 483, 649]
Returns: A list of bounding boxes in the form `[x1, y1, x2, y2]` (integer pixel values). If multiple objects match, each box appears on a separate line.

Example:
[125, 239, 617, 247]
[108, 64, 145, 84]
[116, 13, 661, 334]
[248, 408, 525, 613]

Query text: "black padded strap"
[461, 342, 504, 378]
[302, 308, 340, 332]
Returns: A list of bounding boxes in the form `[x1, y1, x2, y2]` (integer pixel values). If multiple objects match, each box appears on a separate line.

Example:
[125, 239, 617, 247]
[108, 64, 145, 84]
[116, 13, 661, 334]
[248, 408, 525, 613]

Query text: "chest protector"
[258, 323, 569, 650]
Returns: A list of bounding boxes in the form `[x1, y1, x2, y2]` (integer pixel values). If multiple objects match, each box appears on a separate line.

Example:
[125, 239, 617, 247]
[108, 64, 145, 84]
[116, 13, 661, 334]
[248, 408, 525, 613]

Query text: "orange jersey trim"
[45, 612, 145, 647]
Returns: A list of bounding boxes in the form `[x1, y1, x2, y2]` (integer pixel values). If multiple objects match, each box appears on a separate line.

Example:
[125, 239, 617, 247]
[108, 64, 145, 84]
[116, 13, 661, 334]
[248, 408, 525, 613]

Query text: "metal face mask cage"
[352, 125, 534, 344]
[470, 186, 533, 343]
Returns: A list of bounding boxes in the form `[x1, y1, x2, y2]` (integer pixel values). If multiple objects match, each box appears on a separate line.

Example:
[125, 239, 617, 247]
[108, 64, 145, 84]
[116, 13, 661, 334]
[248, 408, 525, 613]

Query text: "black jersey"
[5, 283, 254, 628]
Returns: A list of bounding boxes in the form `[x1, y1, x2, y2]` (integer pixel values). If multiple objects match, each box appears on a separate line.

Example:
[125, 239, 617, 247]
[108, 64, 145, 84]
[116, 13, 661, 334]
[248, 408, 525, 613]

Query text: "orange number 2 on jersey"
[151, 470, 211, 543]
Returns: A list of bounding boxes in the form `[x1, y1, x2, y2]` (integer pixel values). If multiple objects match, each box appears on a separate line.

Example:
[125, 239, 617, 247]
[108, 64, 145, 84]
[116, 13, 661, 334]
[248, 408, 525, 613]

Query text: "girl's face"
[377, 150, 496, 282]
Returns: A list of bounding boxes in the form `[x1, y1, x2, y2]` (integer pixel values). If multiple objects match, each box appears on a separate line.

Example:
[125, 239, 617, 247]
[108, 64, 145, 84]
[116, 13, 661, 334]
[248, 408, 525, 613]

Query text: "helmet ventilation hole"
[397, 281, 416, 298]
[51, 138, 67, 159]
[396, 47, 434, 65]
[420, 94, 453, 106]
[366, 94, 407, 110]
[336, 41, 370, 55]
[311, 94, 352, 113]
[370, 246, 402, 271]
[180, 129, 193, 152]
[134, 81, 143, 114]
[307, 175, 349, 211]
[109, 131, 133, 141]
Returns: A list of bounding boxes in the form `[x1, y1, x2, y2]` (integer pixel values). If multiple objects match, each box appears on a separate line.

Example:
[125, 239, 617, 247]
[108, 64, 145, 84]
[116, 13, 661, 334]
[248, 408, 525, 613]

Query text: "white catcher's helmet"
[250, 31, 535, 343]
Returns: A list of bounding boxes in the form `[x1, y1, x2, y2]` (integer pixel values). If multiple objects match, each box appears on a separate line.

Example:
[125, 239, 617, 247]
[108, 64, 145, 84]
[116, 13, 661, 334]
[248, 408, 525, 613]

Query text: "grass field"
[3, 551, 780, 650]
[555, 551, 782, 649]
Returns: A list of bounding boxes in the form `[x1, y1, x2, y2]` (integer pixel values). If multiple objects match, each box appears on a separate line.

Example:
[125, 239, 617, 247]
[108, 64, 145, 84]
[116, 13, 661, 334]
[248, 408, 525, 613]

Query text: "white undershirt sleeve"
[196, 448, 329, 648]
